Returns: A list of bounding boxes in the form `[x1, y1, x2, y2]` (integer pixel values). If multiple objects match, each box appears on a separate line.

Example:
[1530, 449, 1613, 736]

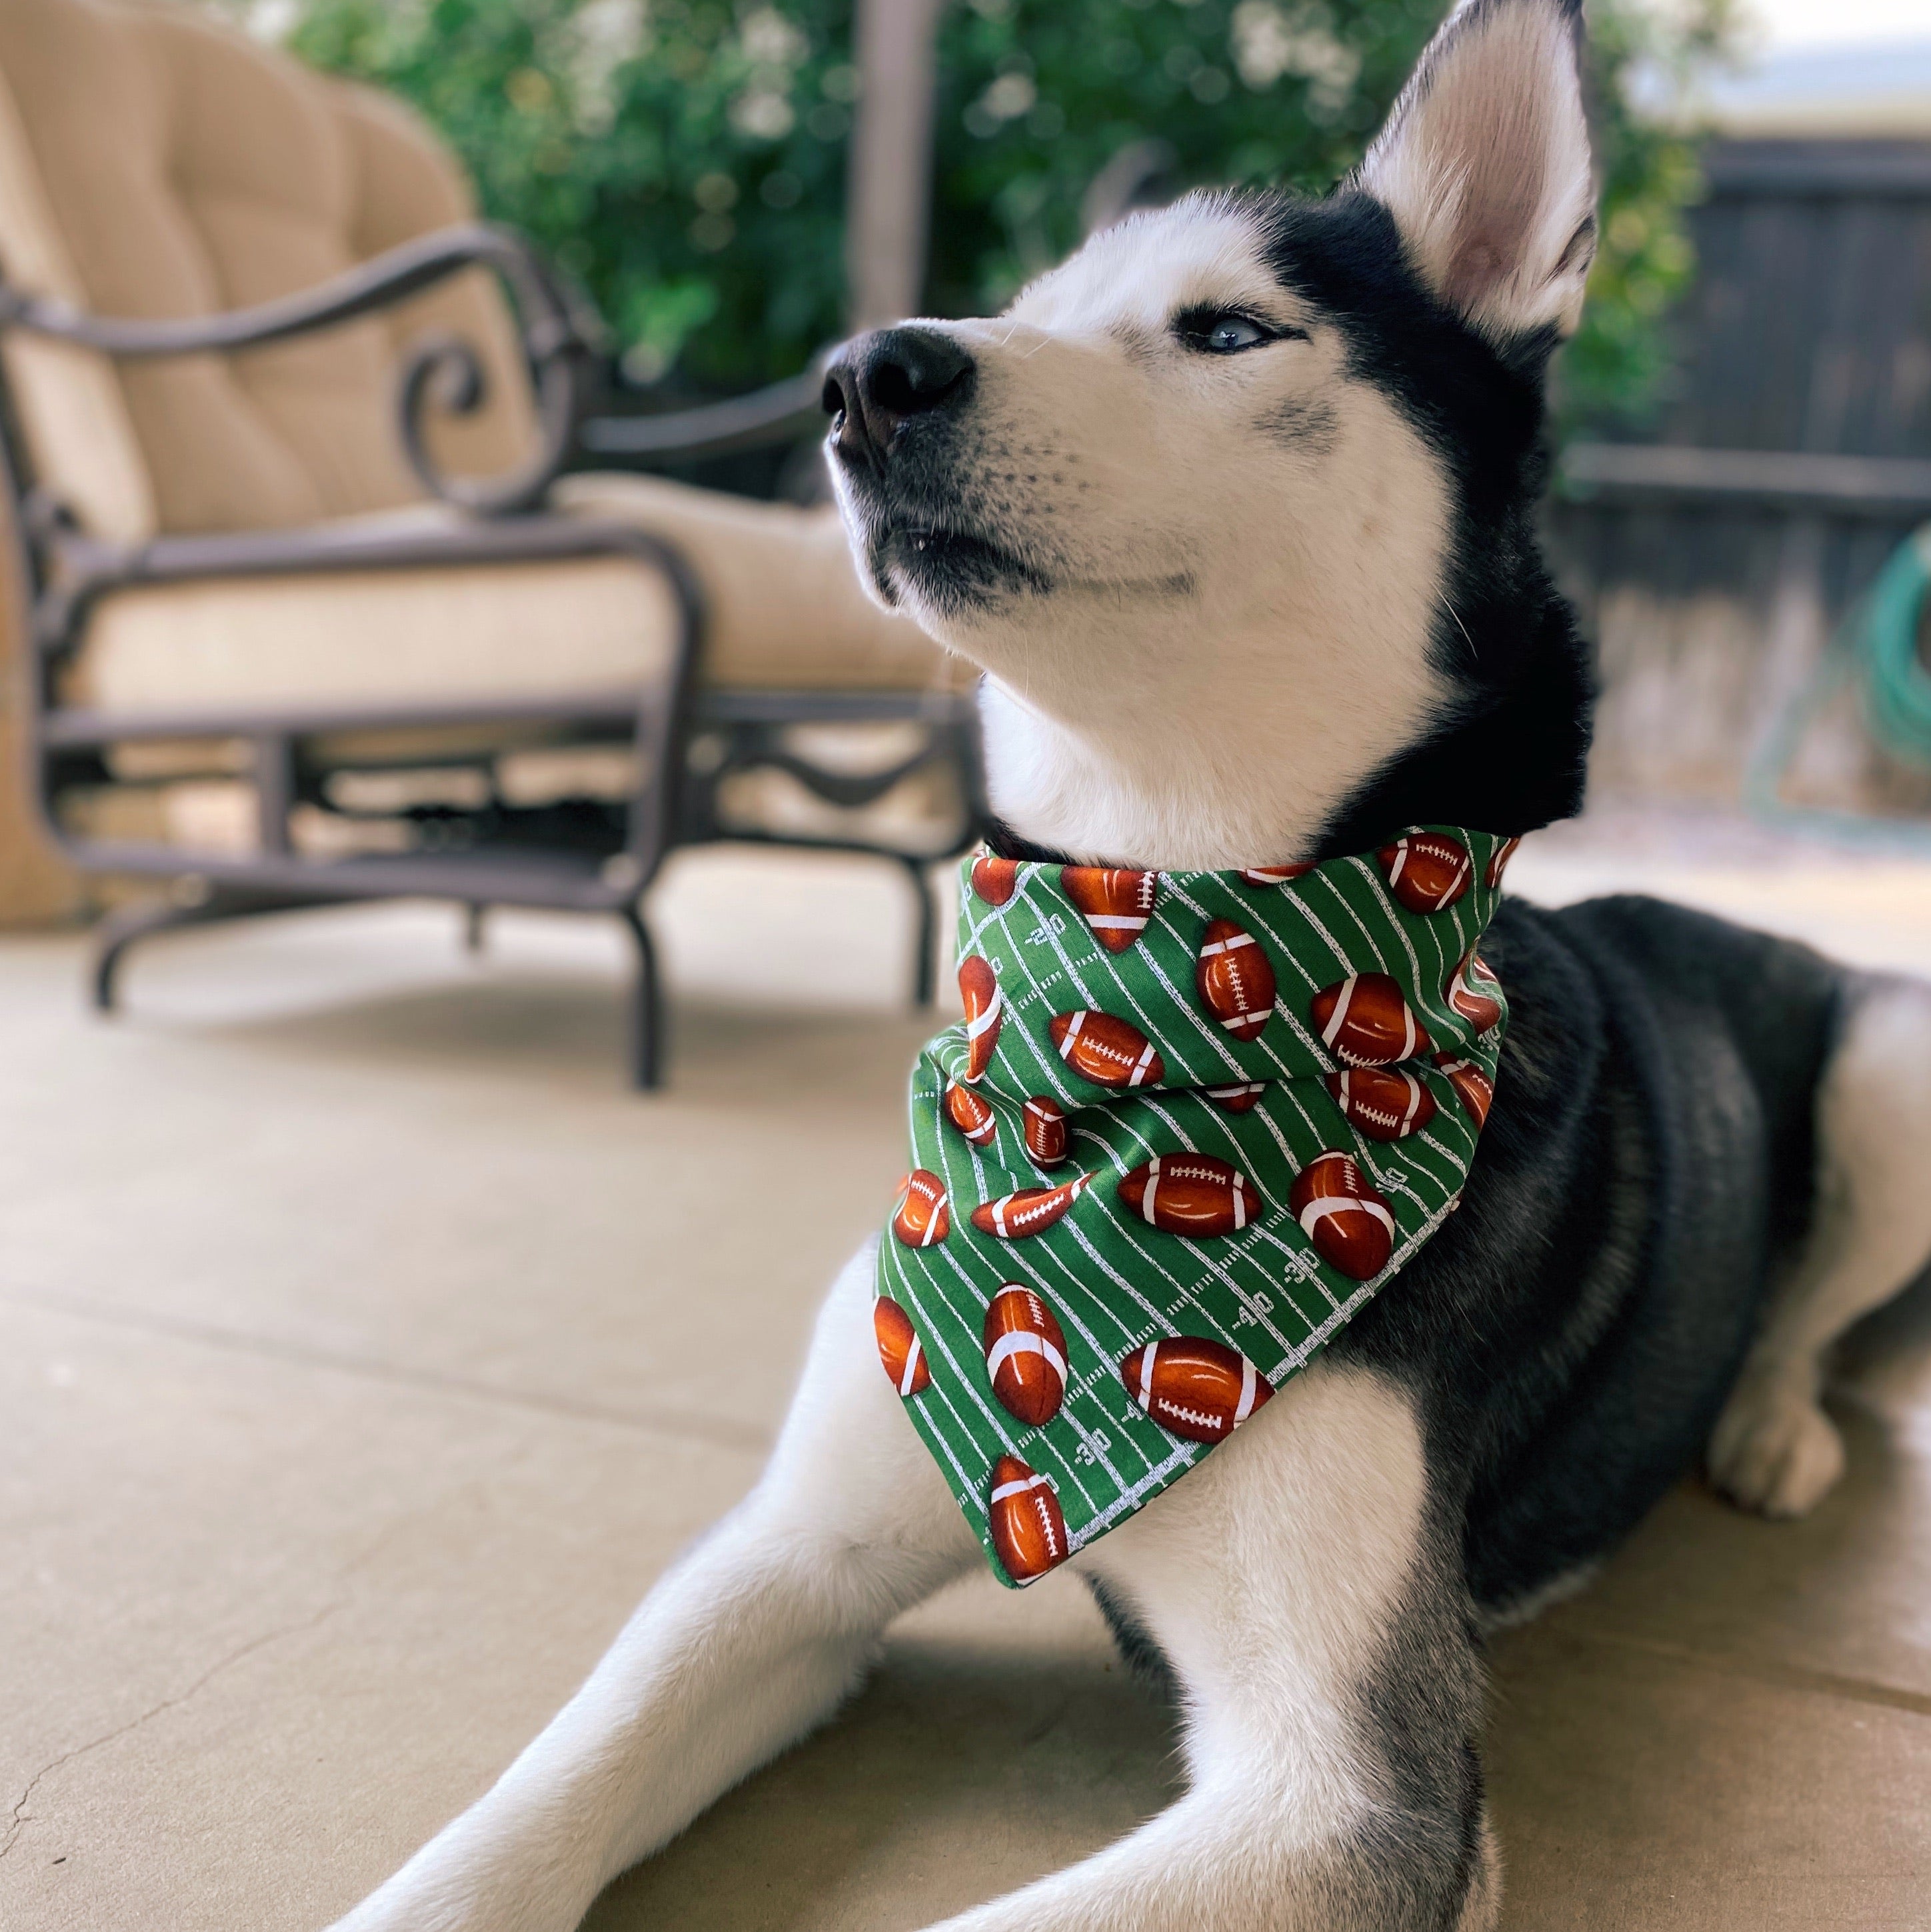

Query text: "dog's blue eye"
[1178, 311, 1283, 355]
[1208, 317, 1264, 351]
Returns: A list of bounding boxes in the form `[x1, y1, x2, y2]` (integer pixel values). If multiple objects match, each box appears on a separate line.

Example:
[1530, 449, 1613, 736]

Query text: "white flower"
[731, 87, 797, 140]
[1230, 0, 1360, 113]
[566, 0, 648, 134]
[740, 6, 807, 69]
[977, 71, 1038, 122]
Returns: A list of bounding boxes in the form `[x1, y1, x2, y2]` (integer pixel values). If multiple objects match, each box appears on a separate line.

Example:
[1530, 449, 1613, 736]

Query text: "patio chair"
[0, 0, 982, 1086]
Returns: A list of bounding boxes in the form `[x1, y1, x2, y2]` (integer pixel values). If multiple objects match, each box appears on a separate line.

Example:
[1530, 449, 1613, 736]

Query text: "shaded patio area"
[3, 822, 1929, 1931]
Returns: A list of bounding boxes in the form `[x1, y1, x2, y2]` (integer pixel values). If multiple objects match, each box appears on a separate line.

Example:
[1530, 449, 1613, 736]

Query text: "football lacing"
[1153, 1399, 1225, 1433]
[1031, 1495, 1062, 1557]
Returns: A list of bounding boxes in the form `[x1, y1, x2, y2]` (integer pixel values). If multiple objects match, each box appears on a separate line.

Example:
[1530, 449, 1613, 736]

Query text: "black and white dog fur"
[335, 1, 1931, 1925]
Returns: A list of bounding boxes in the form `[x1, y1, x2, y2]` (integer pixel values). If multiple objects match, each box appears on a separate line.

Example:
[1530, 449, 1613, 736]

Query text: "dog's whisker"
[1436, 590, 1477, 655]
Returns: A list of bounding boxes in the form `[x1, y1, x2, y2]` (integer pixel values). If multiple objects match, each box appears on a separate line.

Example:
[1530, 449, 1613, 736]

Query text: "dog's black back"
[1332, 893, 1848, 1614]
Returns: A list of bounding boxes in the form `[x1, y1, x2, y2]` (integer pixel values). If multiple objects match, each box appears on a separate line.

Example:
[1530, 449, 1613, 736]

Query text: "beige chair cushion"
[0, 0, 532, 541]
[555, 475, 971, 693]
[0, 0, 965, 709]
[61, 545, 676, 719]
[61, 481, 969, 719]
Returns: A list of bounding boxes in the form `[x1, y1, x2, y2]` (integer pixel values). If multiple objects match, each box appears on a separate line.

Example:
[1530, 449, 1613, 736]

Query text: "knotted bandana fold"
[875, 828, 1516, 1587]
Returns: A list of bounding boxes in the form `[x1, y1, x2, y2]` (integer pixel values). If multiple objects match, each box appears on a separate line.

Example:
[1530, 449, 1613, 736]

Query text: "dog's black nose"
[822, 327, 974, 470]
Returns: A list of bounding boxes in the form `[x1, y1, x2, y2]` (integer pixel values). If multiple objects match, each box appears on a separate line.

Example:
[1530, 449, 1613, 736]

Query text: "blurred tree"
[237, 0, 1733, 427]
[1561, 0, 1738, 429]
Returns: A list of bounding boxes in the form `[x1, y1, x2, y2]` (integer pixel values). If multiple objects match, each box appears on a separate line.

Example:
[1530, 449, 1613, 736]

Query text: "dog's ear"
[1355, 0, 1597, 343]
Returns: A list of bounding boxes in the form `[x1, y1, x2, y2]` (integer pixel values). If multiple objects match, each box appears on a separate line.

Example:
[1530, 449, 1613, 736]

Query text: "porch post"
[845, 0, 946, 330]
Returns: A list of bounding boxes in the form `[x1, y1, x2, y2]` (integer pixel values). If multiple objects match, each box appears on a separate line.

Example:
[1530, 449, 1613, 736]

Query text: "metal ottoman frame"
[0, 221, 983, 1087]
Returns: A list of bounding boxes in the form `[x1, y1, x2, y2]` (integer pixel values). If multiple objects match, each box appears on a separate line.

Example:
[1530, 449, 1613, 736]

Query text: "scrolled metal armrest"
[0, 221, 600, 517]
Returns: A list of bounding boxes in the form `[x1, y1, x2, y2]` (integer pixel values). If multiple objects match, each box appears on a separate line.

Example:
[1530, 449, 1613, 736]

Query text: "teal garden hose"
[1746, 524, 1931, 847]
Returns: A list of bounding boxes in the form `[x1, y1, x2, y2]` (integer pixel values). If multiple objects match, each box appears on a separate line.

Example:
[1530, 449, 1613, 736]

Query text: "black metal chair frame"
[0, 221, 982, 1087]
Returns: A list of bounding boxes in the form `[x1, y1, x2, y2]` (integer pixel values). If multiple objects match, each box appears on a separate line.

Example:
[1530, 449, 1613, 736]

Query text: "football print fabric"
[877, 829, 1515, 1588]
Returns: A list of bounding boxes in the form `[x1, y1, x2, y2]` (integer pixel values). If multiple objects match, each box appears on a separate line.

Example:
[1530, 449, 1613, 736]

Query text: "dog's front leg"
[928, 1361, 1496, 1932]
[329, 1239, 978, 1932]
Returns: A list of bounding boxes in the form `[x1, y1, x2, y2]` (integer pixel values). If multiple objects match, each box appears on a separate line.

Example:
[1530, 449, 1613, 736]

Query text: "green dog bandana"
[875, 828, 1517, 1587]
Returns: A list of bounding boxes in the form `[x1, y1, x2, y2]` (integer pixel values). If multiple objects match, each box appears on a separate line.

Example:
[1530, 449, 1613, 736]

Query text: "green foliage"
[239, 0, 1732, 425]
[925, 0, 1446, 319]
[1561, 0, 1738, 431]
[271, 0, 855, 390]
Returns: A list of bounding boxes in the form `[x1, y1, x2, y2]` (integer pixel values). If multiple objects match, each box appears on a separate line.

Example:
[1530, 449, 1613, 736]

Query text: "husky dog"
[333, 1, 1931, 1925]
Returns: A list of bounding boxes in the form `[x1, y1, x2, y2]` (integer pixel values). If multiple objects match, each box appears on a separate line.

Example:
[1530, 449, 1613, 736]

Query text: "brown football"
[982, 1285, 1069, 1427]
[1048, 1009, 1165, 1089]
[1446, 951, 1503, 1033]
[1376, 831, 1471, 914]
[1310, 973, 1432, 1068]
[945, 1080, 998, 1148]
[970, 1173, 1091, 1239]
[873, 1297, 931, 1396]
[1288, 1152, 1395, 1279]
[1060, 866, 1158, 953]
[1204, 1080, 1268, 1113]
[1120, 1335, 1272, 1444]
[1195, 918, 1276, 1042]
[1117, 1153, 1262, 1237]
[970, 852, 1020, 907]
[1434, 1051, 1495, 1127]
[959, 955, 1004, 1080]
[1022, 1095, 1069, 1167]
[1238, 865, 1316, 887]
[1485, 835, 1521, 891]
[988, 1454, 1068, 1585]
[892, 1169, 950, 1248]
[1327, 1066, 1438, 1143]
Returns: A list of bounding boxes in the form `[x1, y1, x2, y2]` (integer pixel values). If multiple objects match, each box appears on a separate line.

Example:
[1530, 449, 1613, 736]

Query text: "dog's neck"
[976, 674, 1374, 870]
[969, 559, 1460, 871]
[972, 583, 1593, 872]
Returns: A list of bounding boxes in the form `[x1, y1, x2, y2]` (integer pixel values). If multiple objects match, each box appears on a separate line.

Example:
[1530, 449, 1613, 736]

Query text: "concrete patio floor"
[3, 821, 1930, 1931]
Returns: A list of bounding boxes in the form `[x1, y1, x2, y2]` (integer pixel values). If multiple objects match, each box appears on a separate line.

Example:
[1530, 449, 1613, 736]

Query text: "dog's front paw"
[1708, 1377, 1845, 1517]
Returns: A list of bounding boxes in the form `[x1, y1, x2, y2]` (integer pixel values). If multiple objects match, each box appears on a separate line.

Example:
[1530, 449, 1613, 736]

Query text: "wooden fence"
[1548, 137, 1931, 813]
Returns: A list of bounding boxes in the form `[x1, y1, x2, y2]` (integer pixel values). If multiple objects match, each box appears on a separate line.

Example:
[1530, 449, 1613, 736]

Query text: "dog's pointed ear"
[1356, 0, 1597, 344]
